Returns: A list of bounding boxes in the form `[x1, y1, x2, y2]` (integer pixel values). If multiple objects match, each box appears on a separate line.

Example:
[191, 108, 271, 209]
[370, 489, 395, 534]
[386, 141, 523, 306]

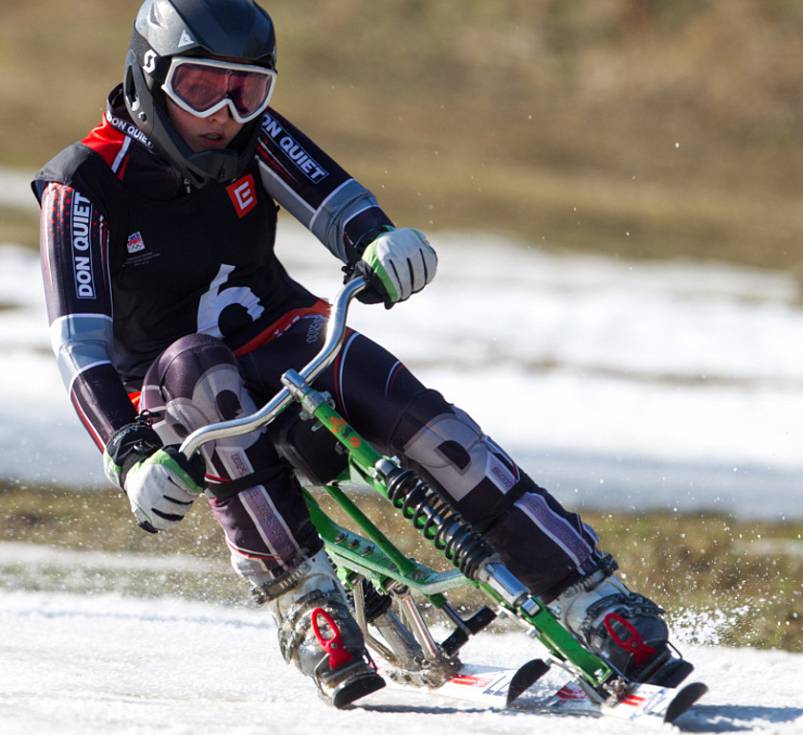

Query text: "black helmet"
[124, 0, 277, 187]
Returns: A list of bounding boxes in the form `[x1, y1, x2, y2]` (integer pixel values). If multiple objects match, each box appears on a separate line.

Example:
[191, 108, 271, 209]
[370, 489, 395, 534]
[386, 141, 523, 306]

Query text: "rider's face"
[166, 97, 243, 152]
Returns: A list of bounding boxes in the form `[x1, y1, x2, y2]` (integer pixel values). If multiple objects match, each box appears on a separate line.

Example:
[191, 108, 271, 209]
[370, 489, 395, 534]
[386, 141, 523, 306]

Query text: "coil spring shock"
[385, 468, 493, 579]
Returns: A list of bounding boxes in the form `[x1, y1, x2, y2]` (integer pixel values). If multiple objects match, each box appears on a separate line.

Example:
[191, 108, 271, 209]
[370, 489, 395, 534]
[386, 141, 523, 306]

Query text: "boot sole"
[646, 657, 694, 688]
[332, 672, 386, 709]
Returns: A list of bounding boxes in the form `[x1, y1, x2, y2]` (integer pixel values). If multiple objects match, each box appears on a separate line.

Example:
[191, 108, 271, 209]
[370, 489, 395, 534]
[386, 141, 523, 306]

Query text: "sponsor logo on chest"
[71, 192, 95, 299]
[127, 231, 146, 253]
[123, 230, 161, 267]
[226, 174, 258, 218]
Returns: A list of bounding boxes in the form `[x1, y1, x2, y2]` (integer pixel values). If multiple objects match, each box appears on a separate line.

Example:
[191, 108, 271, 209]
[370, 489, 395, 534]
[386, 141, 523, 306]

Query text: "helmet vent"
[149, 0, 165, 28]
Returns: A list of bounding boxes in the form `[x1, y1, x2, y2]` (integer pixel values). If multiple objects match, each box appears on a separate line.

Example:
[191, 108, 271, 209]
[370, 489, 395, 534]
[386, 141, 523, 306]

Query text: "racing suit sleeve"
[254, 107, 394, 264]
[38, 181, 136, 451]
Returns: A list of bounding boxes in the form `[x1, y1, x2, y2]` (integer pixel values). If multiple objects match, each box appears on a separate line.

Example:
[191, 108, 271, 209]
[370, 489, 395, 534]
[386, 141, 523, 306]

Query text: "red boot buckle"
[603, 612, 656, 667]
[311, 607, 354, 670]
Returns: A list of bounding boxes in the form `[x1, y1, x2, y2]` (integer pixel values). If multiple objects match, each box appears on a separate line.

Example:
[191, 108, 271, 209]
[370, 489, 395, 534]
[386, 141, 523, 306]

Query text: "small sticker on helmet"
[178, 30, 195, 48]
[143, 49, 157, 74]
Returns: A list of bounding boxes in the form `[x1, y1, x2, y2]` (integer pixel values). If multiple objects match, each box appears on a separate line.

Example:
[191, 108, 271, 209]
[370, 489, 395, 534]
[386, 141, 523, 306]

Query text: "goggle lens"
[166, 60, 275, 123]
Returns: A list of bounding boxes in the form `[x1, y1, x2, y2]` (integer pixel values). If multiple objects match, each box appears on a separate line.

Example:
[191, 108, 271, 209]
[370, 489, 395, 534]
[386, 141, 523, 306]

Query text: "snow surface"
[1, 585, 801, 735]
[2, 210, 802, 518]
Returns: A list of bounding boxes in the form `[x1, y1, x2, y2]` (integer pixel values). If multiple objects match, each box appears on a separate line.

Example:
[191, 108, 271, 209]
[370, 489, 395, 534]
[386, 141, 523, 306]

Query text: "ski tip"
[663, 681, 708, 724]
[506, 658, 550, 706]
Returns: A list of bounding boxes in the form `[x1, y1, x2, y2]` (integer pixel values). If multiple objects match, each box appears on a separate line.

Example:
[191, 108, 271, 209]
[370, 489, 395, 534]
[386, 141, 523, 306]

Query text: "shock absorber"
[359, 578, 392, 622]
[384, 467, 493, 579]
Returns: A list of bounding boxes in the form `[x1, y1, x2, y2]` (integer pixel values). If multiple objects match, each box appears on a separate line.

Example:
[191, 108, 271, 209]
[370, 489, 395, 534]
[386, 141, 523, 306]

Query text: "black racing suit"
[34, 86, 605, 599]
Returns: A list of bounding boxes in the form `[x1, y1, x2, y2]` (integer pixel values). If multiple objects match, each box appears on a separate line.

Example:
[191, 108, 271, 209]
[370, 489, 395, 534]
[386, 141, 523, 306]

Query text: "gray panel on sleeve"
[257, 160, 315, 227]
[49, 314, 114, 388]
[309, 179, 380, 261]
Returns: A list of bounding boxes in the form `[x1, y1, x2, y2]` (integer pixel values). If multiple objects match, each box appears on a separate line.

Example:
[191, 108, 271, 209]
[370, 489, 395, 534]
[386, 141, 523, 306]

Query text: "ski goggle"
[162, 57, 277, 124]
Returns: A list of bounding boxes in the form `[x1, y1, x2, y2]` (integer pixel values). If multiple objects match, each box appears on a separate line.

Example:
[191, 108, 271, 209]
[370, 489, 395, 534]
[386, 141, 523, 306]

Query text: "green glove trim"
[103, 447, 122, 486]
[361, 240, 399, 303]
[134, 448, 204, 495]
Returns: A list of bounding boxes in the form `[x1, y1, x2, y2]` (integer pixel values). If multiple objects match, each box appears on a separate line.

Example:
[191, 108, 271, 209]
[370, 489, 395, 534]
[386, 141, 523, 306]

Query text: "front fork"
[283, 369, 617, 695]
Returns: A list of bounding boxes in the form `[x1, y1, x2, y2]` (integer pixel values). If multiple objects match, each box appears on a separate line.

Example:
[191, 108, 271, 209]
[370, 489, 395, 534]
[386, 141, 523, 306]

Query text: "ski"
[378, 659, 707, 727]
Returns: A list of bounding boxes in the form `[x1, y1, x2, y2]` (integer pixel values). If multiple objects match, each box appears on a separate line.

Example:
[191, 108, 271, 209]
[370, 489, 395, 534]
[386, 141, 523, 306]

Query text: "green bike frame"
[281, 367, 614, 690]
[181, 276, 616, 695]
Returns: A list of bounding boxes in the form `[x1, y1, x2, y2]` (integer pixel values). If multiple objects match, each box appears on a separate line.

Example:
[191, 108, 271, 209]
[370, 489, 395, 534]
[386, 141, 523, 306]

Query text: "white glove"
[124, 446, 203, 532]
[104, 422, 205, 533]
[356, 227, 437, 307]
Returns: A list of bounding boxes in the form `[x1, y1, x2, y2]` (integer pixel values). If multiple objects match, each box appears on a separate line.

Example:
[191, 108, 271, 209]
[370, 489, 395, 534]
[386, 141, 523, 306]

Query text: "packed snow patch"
[0, 589, 801, 734]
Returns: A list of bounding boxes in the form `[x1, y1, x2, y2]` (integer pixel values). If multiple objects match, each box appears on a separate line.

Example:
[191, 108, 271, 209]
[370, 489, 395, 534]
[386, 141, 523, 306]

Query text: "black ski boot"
[261, 550, 386, 708]
[554, 565, 692, 687]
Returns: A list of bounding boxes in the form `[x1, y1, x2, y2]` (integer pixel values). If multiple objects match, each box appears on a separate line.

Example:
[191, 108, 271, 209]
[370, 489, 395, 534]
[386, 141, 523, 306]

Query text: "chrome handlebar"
[179, 276, 367, 458]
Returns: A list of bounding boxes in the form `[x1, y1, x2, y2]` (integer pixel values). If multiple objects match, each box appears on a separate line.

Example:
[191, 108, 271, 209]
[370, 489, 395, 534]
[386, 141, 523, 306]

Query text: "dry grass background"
[1, 483, 801, 652]
[1, 0, 802, 268]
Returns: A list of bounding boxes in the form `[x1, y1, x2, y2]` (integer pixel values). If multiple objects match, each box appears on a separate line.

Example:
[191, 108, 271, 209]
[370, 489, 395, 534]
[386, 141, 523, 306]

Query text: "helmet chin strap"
[153, 102, 257, 187]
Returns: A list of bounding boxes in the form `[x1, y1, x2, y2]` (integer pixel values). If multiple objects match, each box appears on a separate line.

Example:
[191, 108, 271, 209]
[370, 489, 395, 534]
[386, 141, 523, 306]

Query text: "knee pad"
[141, 333, 262, 458]
[394, 393, 519, 505]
